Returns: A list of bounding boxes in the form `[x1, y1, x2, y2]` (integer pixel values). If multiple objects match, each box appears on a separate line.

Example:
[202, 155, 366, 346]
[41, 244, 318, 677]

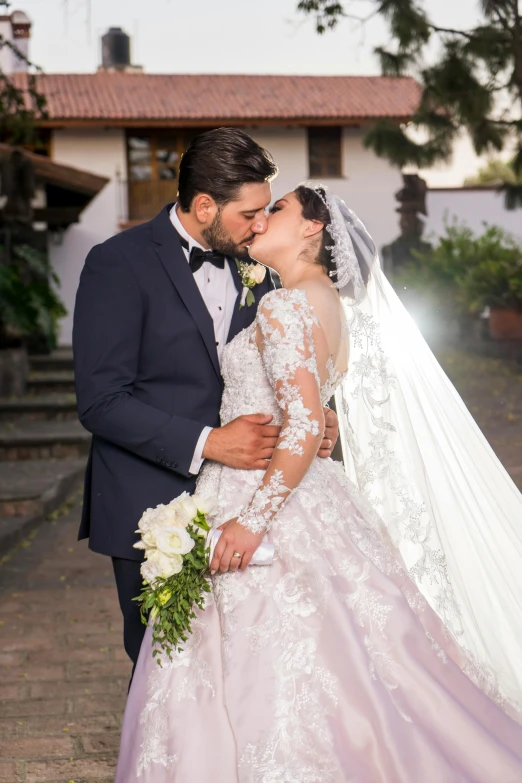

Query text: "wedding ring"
[233, 552, 242, 559]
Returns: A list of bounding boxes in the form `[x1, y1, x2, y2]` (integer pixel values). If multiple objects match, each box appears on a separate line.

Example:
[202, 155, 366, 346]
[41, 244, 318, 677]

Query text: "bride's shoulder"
[260, 280, 336, 312]
[258, 287, 316, 322]
[259, 281, 327, 307]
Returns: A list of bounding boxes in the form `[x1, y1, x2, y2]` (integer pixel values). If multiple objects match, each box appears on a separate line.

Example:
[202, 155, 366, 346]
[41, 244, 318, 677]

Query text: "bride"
[115, 184, 522, 782]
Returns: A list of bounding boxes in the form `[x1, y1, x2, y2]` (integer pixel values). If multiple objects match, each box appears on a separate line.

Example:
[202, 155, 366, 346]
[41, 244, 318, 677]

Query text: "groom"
[73, 128, 339, 666]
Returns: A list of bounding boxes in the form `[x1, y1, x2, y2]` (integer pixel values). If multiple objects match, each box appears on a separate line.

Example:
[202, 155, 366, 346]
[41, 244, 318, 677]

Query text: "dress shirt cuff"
[189, 426, 213, 475]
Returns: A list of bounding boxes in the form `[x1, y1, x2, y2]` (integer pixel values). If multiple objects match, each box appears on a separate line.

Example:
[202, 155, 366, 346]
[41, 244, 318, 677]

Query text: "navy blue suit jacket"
[73, 204, 273, 560]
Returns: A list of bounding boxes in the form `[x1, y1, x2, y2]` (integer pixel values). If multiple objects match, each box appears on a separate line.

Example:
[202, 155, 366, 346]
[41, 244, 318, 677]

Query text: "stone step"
[0, 458, 86, 553]
[0, 393, 77, 422]
[0, 458, 87, 518]
[29, 347, 74, 374]
[0, 420, 90, 460]
[27, 371, 76, 395]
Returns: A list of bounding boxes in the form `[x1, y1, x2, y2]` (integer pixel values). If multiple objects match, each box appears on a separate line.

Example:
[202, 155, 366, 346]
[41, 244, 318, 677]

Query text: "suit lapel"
[226, 258, 248, 343]
[153, 206, 221, 382]
[226, 260, 276, 344]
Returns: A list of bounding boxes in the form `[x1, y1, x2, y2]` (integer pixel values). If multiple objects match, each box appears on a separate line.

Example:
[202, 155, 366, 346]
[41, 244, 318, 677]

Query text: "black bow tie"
[189, 246, 226, 274]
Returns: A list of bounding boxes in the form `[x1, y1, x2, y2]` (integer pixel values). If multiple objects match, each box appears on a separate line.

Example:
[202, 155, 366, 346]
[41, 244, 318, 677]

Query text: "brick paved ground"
[0, 499, 131, 783]
[0, 347, 520, 783]
[436, 347, 522, 489]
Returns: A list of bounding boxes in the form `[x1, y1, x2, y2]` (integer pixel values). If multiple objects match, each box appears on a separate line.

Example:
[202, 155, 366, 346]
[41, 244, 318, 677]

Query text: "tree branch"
[506, 0, 522, 102]
[429, 24, 486, 40]
[492, 5, 513, 35]
[0, 34, 43, 72]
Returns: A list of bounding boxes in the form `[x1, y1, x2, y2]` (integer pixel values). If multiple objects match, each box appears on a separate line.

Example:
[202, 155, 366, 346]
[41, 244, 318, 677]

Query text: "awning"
[0, 142, 109, 229]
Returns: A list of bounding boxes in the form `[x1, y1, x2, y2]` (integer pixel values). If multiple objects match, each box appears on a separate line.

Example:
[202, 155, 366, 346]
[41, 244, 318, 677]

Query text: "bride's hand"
[210, 519, 265, 574]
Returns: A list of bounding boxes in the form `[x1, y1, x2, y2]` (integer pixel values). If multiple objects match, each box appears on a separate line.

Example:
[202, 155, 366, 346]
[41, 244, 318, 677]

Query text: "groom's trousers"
[112, 557, 147, 669]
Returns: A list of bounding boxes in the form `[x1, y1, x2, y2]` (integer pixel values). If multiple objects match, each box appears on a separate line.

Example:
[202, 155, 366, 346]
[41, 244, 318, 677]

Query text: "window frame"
[307, 126, 343, 179]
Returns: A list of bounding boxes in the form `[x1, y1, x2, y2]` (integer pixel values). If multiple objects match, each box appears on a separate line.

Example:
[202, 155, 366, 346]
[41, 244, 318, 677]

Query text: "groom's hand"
[318, 407, 339, 459]
[203, 414, 281, 470]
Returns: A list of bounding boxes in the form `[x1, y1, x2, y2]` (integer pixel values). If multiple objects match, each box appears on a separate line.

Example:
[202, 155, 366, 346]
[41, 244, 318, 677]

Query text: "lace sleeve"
[237, 289, 326, 534]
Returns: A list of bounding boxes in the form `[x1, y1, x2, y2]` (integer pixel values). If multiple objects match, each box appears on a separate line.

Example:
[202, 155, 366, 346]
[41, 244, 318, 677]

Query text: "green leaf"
[375, 47, 414, 77]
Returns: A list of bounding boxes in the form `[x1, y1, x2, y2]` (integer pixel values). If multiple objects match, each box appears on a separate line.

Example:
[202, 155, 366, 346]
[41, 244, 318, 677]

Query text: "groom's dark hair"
[177, 128, 278, 212]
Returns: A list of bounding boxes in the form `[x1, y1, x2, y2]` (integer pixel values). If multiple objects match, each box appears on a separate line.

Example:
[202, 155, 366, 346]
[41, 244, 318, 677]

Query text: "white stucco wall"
[425, 188, 522, 243]
[250, 127, 402, 253]
[49, 129, 126, 345]
[339, 128, 402, 252]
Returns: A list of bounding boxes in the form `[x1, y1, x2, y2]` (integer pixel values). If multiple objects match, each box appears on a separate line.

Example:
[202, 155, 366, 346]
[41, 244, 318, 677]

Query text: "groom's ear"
[193, 193, 218, 225]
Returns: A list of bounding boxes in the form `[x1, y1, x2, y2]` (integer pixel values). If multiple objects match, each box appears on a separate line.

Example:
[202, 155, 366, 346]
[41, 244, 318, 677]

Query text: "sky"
[20, 0, 483, 76]
[16, 0, 495, 185]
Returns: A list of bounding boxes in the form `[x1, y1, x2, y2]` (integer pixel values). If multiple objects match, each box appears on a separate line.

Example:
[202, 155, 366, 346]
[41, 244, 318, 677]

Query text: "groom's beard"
[202, 211, 254, 262]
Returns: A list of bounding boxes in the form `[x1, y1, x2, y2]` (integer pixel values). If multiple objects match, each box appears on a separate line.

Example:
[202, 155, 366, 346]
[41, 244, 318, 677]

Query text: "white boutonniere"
[235, 260, 267, 308]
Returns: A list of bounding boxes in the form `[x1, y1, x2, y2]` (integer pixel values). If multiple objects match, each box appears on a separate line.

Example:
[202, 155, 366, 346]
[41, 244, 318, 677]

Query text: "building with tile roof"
[13, 72, 419, 127]
[5, 16, 419, 344]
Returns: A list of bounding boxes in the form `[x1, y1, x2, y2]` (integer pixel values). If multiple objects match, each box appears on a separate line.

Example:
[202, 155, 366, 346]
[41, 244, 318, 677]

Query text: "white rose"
[141, 558, 162, 584]
[137, 507, 159, 532]
[142, 529, 157, 549]
[155, 525, 195, 557]
[178, 493, 198, 522]
[249, 264, 266, 285]
[143, 549, 183, 582]
[134, 528, 157, 552]
[193, 493, 218, 517]
[159, 504, 180, 526]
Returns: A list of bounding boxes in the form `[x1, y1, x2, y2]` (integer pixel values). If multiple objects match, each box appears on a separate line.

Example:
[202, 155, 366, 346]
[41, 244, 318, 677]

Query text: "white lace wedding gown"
[116, 287, 522, 783]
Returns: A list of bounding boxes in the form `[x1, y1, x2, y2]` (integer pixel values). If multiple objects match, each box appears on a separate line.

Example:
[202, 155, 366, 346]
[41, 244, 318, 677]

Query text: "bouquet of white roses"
[133, 491, 218, 663]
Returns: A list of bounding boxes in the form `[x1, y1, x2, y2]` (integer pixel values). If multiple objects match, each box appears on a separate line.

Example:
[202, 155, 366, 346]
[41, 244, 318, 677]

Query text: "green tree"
[0, 2, 60, 351]
[0, 0, 46, 145]
[297, 0, 522, 208]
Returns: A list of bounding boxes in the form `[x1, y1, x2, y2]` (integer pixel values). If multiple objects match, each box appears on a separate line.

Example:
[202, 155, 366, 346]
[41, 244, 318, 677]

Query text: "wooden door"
[127, 131, 198, 221]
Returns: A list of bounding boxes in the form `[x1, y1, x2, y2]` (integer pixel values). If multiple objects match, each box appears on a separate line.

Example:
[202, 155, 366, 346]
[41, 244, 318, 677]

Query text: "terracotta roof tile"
[13, 72, 420, 124]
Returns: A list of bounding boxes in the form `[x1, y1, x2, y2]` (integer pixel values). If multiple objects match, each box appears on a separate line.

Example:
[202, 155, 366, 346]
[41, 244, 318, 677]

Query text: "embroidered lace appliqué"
[238, 470, 290, 534]
[238, 289, 331, 535]
[136, 612, 215, 775]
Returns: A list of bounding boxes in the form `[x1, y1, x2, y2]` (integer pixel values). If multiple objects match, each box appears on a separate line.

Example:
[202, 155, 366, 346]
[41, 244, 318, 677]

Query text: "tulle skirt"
[115, 459, 522, 782]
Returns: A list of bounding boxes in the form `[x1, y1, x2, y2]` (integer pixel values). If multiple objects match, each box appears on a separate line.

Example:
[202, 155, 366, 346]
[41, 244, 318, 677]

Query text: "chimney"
[99, 27, 143, 73]
[0, 9, 31, 74]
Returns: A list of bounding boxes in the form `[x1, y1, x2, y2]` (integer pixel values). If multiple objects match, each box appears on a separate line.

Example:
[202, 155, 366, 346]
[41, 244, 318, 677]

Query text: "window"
[126, 130, 200, 221]
[308, 127, 342, 178]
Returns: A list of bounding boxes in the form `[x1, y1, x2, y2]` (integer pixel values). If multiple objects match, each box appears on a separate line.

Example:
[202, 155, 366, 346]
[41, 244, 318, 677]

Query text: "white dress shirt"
[170, 204, 238, 474]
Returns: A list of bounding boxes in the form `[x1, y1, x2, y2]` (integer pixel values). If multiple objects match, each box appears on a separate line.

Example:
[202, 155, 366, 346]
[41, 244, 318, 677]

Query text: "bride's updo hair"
[293, 185, 370, 287]
[293, 185, 337, 284]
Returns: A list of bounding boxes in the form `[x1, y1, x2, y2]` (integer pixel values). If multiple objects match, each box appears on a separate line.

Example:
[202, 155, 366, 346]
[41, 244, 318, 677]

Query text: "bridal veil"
[309, 186, 522, 717]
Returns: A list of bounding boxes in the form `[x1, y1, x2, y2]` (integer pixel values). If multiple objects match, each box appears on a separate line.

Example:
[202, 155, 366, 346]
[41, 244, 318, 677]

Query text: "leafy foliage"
[0, 242, 67, 350]
[0, 2, 54, 351]
[297, 0, 522, 209]
[397, 222, 522, 318]
[296, 1, 345, 34]
[135, 511, 213, 663]
[464, 157, 522, 185]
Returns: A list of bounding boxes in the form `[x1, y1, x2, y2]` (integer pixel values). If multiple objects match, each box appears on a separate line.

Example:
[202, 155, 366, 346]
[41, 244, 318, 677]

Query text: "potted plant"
[394, 221, 484, 339]
[460, 227, 522, 340]
[395, 222, 522, 341]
